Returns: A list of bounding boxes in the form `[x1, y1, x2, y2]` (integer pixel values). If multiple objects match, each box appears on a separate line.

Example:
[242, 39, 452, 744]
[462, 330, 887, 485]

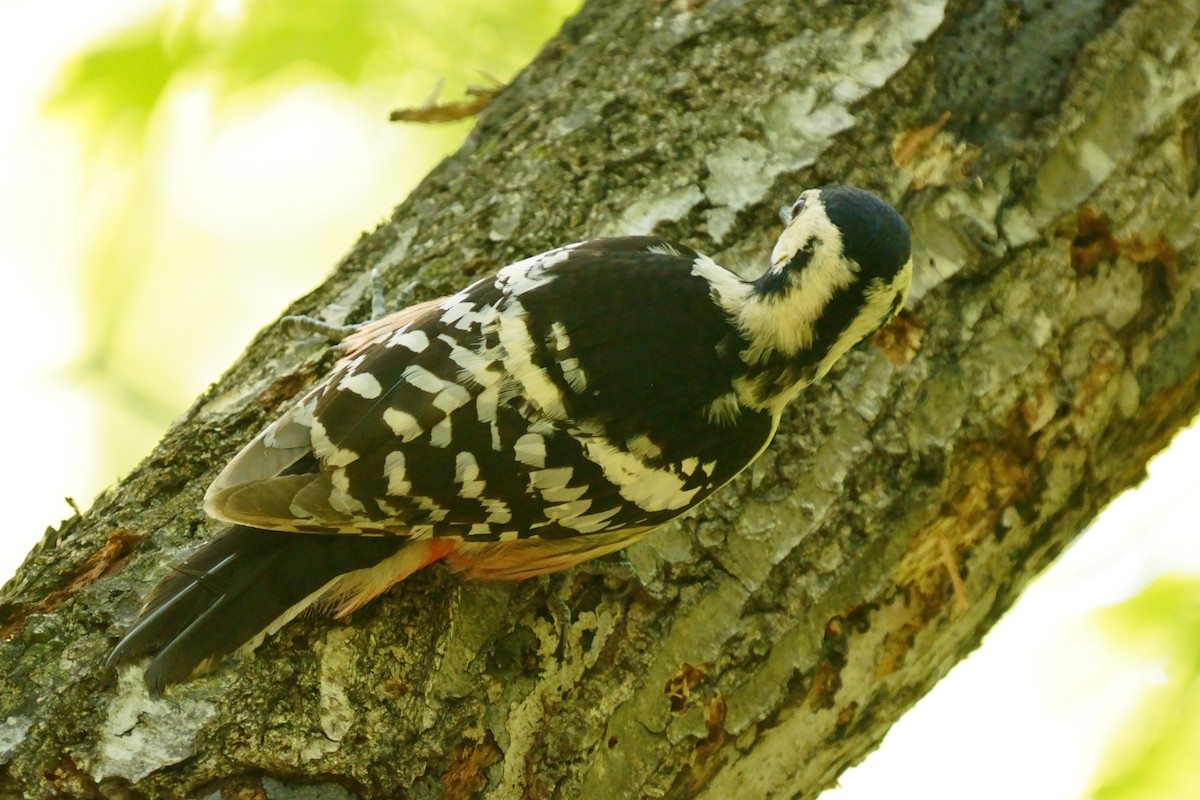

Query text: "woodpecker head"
[734, 185, 912, 409]
[774, 184, 909, 275]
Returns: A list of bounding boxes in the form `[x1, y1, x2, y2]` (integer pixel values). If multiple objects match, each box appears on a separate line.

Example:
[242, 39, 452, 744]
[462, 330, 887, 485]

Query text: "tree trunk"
[3, 0, 1199, 797]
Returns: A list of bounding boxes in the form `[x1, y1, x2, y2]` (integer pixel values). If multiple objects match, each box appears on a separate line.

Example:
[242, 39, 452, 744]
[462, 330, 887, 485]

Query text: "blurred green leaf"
[45, 0, 579, 145]
[44, 12, 181, 142]
[1091, 575, 1200, 800]
[42, 0, 580, 497]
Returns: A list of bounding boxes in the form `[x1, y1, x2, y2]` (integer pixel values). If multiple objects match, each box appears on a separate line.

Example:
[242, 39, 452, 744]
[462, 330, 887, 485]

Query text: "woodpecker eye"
[779, 195, 808, 225]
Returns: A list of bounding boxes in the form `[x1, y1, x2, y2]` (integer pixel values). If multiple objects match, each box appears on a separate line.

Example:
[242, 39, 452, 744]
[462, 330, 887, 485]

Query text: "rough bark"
[3, 0, 1199, 797]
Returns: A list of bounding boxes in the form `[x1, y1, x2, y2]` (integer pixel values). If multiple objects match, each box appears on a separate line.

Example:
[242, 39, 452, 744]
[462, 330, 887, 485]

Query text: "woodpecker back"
[107, 185, 912, 692]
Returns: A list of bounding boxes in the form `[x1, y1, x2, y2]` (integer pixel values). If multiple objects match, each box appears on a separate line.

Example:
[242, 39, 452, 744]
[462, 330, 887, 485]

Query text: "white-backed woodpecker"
[107, 184, 913, 693]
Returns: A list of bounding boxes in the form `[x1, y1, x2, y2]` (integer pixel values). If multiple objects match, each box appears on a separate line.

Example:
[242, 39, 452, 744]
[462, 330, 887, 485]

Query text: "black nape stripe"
[755, 239, 815, 297]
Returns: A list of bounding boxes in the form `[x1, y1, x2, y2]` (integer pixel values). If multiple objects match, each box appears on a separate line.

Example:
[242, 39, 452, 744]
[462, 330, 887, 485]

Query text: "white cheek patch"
[741, 198, 857, 362]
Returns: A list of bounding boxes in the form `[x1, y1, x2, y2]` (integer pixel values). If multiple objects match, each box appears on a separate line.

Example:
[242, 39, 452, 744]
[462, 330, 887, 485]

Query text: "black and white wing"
[205, 237, 776, 551]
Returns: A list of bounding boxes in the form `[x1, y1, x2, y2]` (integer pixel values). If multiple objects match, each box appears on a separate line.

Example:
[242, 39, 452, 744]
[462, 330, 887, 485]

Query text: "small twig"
[389, 75, 505, 124]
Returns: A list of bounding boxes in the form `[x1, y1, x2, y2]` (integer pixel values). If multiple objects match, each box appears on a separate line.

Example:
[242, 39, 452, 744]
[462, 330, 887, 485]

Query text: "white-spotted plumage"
[108, 185, 913, 692]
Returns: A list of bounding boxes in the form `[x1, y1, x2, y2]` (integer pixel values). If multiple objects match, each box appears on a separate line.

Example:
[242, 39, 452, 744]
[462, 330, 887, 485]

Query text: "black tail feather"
[105, 525, 404, 695]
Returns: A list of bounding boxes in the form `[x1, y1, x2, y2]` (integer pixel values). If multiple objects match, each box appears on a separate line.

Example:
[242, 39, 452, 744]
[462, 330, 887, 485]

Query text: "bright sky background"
[1, 3, 1197, 798]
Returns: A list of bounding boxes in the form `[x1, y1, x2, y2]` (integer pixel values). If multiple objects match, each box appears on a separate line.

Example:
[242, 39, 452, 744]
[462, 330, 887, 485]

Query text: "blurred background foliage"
[29, 0, 579, 521]
[1090, 576, 1200, 800]
[1, 1, 1197, 797]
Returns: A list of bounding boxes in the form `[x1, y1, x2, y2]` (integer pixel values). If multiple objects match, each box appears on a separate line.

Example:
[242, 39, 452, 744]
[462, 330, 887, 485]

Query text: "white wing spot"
[530, 466, 573, 491]
[384, 451, 411, 495]
[497, 301, 568, 419]
[626, 434, 663, 460]
[433, 383, 472, 415]
[438, 290, 469, 310]
[403, 364, 446, 395]
[289, 501, 315, 519]
[430, 417, 453, 448]
[339, 371, 383, 399]
[328, 485, 366, 515]
[541, 484, 587, 502]
[514, 433, 546, 468]
[447, 340, 501, 387]
[383, 408, 423, 442]
[563, 506, 621, 533]
[414, 497, 448, 522]
[310, 418, 359, 467]
[704, 392, 742, 425]
[495, 248, 569, 295]
[484, 498, 512, 524]
[439, 301, 473, 326]
[582, 438, 699, 512]
[440, 300, 494, 331]
[455, 451, 487, 498]
[476, 385, 500, 424]
[387, 329, 430, 352]
[549, 321, 572, 352]
[559, 357, 588, 392]
[681, 457, 700, 476]
[546, 498, 592, 521]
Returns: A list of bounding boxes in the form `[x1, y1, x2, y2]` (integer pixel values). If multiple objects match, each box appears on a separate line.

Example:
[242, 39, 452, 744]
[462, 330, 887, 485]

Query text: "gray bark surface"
[3, 0, 1199, 797]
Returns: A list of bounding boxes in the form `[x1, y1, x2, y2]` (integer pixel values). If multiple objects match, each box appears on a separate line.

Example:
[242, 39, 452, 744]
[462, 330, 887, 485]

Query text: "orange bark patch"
[892, 112, 952, 167]
[696, 695, 728, 759]
[806, 660, 842, 711]
[665, 661, 708, 712]
[892, 112, 980, 189]
[41, 754, 101, 798]
[1063, 207, 1179, 284]
[875, 623, 919, 680]
[836, 701, 859, 731]
[441, 736, 503, 800]
[873, 311, 924, 367]
[0, 529, 142, 639]
[897, 440, 1031, 607]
